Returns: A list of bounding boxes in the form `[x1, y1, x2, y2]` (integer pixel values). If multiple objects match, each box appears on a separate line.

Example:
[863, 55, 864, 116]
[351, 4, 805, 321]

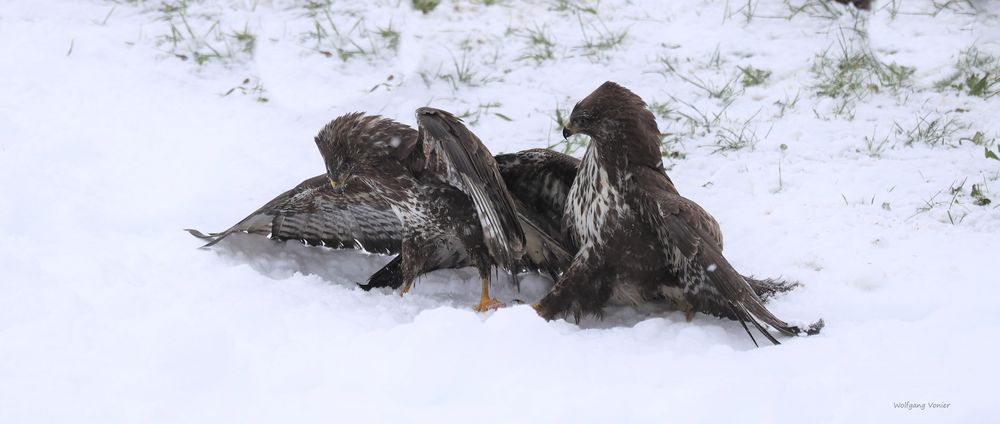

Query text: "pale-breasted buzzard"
[496, 148, 799, 305]
[534, 82, 823, 345]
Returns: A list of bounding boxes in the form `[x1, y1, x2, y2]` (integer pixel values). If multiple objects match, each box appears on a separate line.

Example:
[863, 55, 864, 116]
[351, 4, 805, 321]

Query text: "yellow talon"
[472, 277, 504, 312]
[473, 297, 504, 312]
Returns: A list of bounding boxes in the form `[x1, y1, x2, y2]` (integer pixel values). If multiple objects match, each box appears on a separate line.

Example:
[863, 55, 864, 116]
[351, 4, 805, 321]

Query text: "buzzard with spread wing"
[533, 82, 823, 345]
[191, 111, 571, 311]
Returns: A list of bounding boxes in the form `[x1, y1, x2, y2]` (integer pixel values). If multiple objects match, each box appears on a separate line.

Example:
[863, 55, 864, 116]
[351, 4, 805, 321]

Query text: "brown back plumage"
[191, 113, 575, 292]
[536, 82, 823, 345]
[414, 107, 527, 274]
[313, 113, 421, 188]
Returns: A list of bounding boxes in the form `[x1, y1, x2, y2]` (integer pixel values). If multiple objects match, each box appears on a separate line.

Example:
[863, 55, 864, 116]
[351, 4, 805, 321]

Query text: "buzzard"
[191, 146, 795, 306]
[496, 149, 799, 304]
[533, 82, 823, 345]
[191, 111, 572, 311]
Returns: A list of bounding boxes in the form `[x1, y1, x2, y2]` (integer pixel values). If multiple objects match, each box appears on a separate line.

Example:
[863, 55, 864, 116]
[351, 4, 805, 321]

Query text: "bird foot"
[530, 301, 564, 321]
[677, 298, 696, 322]
[472, 297, 505, 312]
[399, 280, 413, 297]
[684, 309, 695, 322]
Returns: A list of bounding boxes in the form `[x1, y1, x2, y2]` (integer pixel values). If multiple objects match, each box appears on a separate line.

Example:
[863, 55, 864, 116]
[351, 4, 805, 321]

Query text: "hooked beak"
[328, 178, 345, 194]
[562, 123, 576, 139]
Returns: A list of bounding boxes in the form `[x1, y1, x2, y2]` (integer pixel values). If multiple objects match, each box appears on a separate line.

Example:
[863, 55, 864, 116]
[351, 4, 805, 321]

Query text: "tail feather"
[184, 207, 276, 248]
[692, 267, 823, 345]
[746, 310, 780, 346]
[743, 275, 800, 303]
[359, 255, 404, 290]
[516, 207, 574, 281]
[637, 188, 821, 346]
[686, 248, 823, 345]
[730, 304, 763, 347]
[741, 295, 825, 341]
[184, 228, 241, 248]
[185, 228, 217, 240]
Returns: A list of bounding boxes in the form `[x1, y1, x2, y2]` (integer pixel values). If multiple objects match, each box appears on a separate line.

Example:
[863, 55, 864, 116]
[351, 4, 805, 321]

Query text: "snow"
[2, 0, 999, 422]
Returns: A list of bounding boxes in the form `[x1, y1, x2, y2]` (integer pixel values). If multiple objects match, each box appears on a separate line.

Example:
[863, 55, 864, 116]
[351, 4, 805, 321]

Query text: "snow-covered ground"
[2, 0, 999, 422]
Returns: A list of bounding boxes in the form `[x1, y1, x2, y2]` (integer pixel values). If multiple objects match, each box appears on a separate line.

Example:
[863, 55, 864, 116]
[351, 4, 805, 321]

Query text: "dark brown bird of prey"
[496, 148, 799, 304]
[533, 81, 823, 345]
[193, 110, 571, 311]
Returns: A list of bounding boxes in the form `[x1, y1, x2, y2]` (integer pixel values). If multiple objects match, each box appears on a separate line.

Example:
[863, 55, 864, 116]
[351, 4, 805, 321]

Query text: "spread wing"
[515, 200, 574, 279]
[496, 149, 579, 248]
[415, 107, 525, 271]
[630, 168, 822, 346]
[186, 175, 402, 254]
[360, 204, 575, 291]
[497, 153, 790, 301]
[496, 149, 720, 251]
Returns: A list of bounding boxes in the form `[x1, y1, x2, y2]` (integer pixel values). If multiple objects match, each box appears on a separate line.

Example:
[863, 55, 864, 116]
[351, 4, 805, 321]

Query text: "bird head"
[313, 113, 418, 194]
[321, 156, 355, 194]
[563, 81, 651, 139]
[563, 81, 663, 168]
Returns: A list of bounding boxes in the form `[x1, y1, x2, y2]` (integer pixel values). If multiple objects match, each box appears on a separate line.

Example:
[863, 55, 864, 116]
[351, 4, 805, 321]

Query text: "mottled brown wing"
[497, 150, 720, 250]
[514, 200, 574, 280]
[496, 149, 579, 247]
[631, 167, 723, 249]
[186, 174, 402, 254]
[631, 180, 823, 346]
[496, 153, 793, 300]
[415, 107, 525, 271]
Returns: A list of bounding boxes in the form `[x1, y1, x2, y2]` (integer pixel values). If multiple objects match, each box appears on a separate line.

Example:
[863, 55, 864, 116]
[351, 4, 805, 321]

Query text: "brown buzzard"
[191, 111, 572, 311]
[533, 82, 823, 345]
[496, 148, 800, 305]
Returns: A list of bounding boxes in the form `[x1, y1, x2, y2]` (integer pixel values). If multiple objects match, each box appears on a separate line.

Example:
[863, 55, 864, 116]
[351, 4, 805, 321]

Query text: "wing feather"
[496, 149, 580, 248]
[415, 107, 525, 271]
[185, 175, 402, 254]
[631, 169, 823, 345]
[515, 200, 573, 280]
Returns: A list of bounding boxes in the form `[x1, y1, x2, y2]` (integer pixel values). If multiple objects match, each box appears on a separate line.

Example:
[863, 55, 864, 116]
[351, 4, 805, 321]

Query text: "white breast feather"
[566, 144, 624, 259]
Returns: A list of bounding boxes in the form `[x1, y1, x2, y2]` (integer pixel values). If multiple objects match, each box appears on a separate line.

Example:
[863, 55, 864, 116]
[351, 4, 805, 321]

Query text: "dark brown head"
[562, 81, 663, 169]
[314, 113, 418, 193]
